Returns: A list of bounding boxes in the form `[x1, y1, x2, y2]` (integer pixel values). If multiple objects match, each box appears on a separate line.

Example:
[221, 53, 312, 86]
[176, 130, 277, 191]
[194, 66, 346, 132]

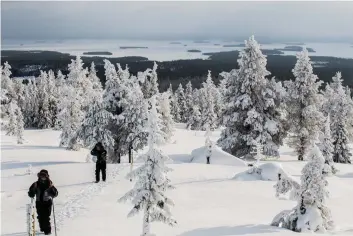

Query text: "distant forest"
[2, 50, 353, 92]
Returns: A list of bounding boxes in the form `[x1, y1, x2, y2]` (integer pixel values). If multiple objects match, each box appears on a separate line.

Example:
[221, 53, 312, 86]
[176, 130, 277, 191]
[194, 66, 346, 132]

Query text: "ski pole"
[52, 200, 57, 236]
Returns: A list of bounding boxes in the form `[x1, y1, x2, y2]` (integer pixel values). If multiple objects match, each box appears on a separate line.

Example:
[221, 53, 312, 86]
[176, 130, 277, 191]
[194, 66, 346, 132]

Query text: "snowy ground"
[1, 126, 353, 236]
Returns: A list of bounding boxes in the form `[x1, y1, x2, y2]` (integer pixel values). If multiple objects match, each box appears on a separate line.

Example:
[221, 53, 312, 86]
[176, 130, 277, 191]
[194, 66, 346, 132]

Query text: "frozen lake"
[2, 39, 353, 61]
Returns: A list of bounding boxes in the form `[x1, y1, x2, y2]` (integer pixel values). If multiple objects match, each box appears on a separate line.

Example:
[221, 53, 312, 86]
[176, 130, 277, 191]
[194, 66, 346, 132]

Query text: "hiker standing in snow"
[91, 142, 107, 183]
[28, 169, 58, 235]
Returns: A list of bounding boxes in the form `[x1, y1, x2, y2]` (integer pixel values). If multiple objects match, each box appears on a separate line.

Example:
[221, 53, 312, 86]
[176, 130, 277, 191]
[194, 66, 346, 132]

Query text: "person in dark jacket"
[28, 169, 58, 235]
[91, 142, 107, 183]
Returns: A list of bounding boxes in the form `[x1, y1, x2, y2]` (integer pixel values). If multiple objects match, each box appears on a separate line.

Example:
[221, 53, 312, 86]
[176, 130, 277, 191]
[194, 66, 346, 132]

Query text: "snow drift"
[190, 145, 247, 166]
[233, 162, 285, 181]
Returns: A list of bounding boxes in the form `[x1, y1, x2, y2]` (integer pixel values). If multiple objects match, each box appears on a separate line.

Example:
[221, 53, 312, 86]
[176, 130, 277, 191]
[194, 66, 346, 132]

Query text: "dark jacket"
[28, 179, 58, 202]
[91, 146, 107, 163]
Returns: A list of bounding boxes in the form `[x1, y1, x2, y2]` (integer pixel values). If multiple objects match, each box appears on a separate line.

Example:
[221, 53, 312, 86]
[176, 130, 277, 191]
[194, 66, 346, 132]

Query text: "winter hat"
[37, 169, 49, 178]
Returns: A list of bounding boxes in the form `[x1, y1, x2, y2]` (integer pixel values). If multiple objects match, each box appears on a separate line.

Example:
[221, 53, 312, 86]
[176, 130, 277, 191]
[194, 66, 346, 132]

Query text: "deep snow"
[1, 127, 353, 236]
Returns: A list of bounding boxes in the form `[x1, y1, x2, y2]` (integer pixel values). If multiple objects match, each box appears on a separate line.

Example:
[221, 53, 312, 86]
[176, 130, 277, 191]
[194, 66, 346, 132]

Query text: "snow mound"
[233, 162, 285, 181]
[190, 145, 247, 166]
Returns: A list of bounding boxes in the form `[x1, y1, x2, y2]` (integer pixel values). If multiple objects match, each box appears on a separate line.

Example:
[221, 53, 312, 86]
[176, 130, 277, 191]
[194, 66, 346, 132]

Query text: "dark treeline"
[2, 50, 353, 92]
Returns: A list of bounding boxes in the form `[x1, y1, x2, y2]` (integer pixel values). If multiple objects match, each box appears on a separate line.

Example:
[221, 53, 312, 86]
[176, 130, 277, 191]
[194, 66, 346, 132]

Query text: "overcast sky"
[2, 1, 353, 42]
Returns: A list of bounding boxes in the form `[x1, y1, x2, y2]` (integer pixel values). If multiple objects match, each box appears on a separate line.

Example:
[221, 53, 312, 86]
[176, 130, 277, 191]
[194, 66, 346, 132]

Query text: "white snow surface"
[233, 162, 285, 181]
[191, 145, 246, 166]
[2, 127, 353, 236]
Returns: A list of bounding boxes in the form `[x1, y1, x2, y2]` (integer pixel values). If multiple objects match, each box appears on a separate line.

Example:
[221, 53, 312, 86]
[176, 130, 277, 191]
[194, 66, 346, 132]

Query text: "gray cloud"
[1, 1, 353, 42]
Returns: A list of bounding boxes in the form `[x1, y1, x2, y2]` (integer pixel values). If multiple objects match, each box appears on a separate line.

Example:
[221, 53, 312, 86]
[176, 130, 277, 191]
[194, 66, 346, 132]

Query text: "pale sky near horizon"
[1, 1, 353, 43]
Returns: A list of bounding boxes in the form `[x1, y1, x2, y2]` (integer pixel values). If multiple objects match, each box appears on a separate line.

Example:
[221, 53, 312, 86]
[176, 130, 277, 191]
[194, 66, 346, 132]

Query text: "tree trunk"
[129, 146, 132, 163]
[117, 153, 121, 164]
[142, 206, 150, 236]
[298, 137, 305, 161]
[206, 156, 210, 164]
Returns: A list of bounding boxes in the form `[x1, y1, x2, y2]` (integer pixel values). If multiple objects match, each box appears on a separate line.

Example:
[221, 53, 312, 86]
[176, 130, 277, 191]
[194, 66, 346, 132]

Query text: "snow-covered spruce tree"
[318, 116, 338, 174]
[323, 72, 352, 164]
[1, 62, 16, 118]
[199, 71, 218, 130]
[87, 62, 103, 101]
[36, 71, 52, 129]
[170, 90, 181, 123]
[1, 62, 16, 101]
[56, 70, 66, 88]
[174, 83, 187, 122]
[271, 144, 334, 232]
[159, 91, 174, 143]
[76, 97, 114, 150]
[119, 96, 177, 236]
[5, 100, 24, 144]
[141, 62, 159, 99]
[218, 36, 287, 159]
[57, 84, 84, 149]
[53, 70, 66, 130]
[117, 75, 149, 163]
[213, 84, 224, 127]
[184, 81, 194, 123]
[285, 49, 324, 161]
[12, 79, 26, 112]
[47, 70, 59, 127]
[187, 105, 202, 130]
[102, 60, 123, 162]
[274, 171, 301, 201]
[23, 80, 39, 128]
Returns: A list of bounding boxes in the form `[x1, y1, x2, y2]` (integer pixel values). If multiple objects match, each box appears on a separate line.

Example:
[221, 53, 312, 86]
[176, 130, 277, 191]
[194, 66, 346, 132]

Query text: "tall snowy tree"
[174, 83, 187, 122]
[102, 60, 123, 162]
[218, 36, 287, 159]
[170, 90, 181, 123]
[184, 81, 194, 122]
[318, 116, 338, 174]
[47, 70, 59, 127]
[159, 91, 174, 143]
[77, 98, 114, 150]
[141, 62, 159, 99]
[285, 49, 324, 161]
[187, 105, 202, 130]
[5, 100, 24, 144]
[87, 62, 103, 101]
[36, 71, 52, 129]
[57, 84, 84, 149]
[1, 62, 16, 117]
[198, 71, 218, 130]
[272, 144, 334, 232]
[23, 80, 39, 128]
[1, 62, 16, 102]
[117, 75, 149, 163]
[323, 72, 352, 164]
[119, 96, 177, 236]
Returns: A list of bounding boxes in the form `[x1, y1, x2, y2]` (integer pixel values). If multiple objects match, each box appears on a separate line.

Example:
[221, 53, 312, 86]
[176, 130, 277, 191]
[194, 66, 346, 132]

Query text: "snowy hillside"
[2, 127, 353, 236]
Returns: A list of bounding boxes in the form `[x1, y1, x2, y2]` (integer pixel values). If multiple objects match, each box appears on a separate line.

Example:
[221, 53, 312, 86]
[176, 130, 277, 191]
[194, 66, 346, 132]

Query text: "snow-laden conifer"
[218, 36, 286, 159]
[170, 91, 181, 123]
[77, 97, 114, 150]
[272, 144, 334, 232]
[159, 91, 174, 143]
[199, 71, 218, 130]
[5, 100, 24, 144]
[323, 72, 352, 164]
[119, 96, 177, 236]
[318, 116, 338, 174]
[184, 81, 194, 122]
[187, 105, 202, 130]
[174, 83, 187, 122]
[285, 49, 324, 161]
